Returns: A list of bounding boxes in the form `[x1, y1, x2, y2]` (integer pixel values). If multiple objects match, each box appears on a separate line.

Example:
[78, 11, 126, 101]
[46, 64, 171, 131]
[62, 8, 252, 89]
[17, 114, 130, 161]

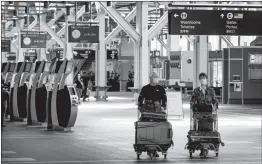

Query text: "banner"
[68, 25, 99, 43]
[21, 31, 47, 48]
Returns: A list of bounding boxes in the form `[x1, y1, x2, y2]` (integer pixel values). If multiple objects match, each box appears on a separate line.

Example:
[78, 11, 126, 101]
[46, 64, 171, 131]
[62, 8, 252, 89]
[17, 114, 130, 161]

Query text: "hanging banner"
[1, 39, 11, 52]
[21, 31, 47, 48]
[107, 49, 119, 60]
[73, 49, 96, 60]
[68, 25, 99, 43]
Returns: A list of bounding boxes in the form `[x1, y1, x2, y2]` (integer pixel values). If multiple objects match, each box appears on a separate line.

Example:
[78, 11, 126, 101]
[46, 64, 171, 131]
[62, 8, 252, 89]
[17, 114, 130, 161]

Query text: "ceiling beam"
[99, 2, 140, 42]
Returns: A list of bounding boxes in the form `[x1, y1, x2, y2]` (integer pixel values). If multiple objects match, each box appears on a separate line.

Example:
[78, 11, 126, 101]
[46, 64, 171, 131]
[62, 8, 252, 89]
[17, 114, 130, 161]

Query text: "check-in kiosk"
[26, 61, 44, 124]
[46, 59, 64, 129]
[10, 62, 26, 120]
[4, 62, 16, 84]
[14, 62, 33, 118]
[28, 61, 51, 124]
[1, 62, 9, 76]
[47, 59, 78, 130]
[54, 60, 78, 129]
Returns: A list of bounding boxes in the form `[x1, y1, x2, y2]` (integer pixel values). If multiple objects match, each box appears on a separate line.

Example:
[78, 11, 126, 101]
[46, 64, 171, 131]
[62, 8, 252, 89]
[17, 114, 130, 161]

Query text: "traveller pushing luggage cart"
[185, 104, 225, 158]
[133, 72, 174, 160]
[185, 72, 225, 158]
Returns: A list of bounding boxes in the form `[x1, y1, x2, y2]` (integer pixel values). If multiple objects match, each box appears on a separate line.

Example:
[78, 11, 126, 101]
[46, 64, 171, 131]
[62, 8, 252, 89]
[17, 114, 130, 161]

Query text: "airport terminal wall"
[223, 47, 262, 104]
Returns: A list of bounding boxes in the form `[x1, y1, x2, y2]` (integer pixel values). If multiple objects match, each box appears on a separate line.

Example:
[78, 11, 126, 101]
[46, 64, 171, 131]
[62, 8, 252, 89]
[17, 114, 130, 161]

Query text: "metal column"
[95, 5, 107, 101]
[193, 36, 208, 89]
[140, 2, 149, 87]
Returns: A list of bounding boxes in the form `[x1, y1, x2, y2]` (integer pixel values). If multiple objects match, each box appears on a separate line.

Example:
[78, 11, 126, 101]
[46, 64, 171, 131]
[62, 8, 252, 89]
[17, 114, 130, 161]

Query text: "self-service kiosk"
[28, 60, 51, 124]
[16, 62, 33, 118]
[47, 59, 78, 130]
[4, 62, 16, 84]
[1, 62, 9, 76]
[10, 62, 26, 120]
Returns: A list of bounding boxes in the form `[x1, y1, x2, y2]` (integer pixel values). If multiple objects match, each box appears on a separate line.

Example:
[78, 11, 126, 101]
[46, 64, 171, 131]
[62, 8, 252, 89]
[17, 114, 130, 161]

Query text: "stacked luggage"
[133, 100, 174, 160]
[185, 104, 225, 158]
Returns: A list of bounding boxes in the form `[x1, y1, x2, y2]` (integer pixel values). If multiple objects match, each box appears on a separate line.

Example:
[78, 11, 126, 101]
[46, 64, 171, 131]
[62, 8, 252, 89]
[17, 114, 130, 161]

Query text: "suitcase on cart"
[134, 121, 173, 159]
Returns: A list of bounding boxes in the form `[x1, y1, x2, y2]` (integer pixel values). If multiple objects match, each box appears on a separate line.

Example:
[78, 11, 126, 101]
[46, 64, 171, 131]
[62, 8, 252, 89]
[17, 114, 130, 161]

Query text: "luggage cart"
[134, 108, 173, 160]
[185, 107, 225, 158]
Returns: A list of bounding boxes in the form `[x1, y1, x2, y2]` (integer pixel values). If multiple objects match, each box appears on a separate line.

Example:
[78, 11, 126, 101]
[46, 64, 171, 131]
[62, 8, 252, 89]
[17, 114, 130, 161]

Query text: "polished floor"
[1, 92, 262, 164]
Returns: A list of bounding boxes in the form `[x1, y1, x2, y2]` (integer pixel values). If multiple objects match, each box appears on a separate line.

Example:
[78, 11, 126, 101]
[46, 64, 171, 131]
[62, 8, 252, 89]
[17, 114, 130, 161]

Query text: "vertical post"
[65, 7, 74, 85]
[241, 48, 244, 105]
[140, 2, 149, 87]
[134, 2, 142, 89]
[17, 31, 24, 62]
[95, 4, 107, 101]
[193, 36, 208, 89]
[40, 10, 47, 61]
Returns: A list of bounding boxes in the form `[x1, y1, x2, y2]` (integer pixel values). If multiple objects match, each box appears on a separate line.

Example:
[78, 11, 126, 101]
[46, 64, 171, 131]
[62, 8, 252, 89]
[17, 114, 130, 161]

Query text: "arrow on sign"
[174, 14, 179, 18]
[220, 14, 224, 19]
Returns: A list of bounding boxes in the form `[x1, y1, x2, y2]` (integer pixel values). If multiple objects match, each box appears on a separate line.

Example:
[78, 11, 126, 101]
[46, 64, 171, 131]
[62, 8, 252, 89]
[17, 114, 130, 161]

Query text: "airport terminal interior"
[1, 1, 262, 164]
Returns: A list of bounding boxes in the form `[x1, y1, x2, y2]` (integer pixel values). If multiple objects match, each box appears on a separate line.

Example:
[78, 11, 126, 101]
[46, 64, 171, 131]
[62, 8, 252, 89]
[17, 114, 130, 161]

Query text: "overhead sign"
[21, 31, 47, 48]
[107, 49, 118, 60]
[168, 10, 262, 35]
[24, 51, 37, 62]
[6, 53, 16, 61]
[68, 25, 99, 43]
[55, 49, 64, 60]
[1, 39, 11, 52]
[73, 49, 95, 60]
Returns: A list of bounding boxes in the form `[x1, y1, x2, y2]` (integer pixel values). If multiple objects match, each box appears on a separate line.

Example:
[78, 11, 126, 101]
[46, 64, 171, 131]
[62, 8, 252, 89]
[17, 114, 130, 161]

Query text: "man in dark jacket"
[137, 72, 167, 158]
[138, 72, 167, 111]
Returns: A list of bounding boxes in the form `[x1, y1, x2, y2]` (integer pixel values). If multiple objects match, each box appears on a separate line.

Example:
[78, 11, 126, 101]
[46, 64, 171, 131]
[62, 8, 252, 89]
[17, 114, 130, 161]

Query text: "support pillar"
[134, 2, 142, 90]
[40, 13, 47, 61]
[64, 7, 74, 85]
[95, 5, 107, 101]
[140, 2, 149, 87]
[193, 36, 208, 89]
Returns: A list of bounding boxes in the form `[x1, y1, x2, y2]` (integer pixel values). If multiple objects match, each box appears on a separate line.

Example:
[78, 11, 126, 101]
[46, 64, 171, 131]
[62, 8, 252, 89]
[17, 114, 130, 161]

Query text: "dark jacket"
[190, 86, 218, 110]
[138, 84, 167, 108]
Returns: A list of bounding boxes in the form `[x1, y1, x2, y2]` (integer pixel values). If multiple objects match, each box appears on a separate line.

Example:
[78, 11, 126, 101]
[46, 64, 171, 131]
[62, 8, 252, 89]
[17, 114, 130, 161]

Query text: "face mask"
[200, 79, 207, 85]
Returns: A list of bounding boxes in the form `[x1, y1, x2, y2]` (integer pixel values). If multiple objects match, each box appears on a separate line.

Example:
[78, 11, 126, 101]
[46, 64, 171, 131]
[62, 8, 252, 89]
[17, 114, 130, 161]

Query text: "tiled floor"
[1, 93, 262, 164]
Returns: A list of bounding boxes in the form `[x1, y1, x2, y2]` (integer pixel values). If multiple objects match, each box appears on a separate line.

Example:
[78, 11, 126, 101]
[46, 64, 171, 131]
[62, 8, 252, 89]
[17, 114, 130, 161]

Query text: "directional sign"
[1, 39, 11, 52]
[21, 31, 47, 48]
[107, 49, 119, 60]
[6, 53, 16, 61]
[73, 49, 95, 60]
[68, 25, 99, 43]
[168, 10, 262, 35]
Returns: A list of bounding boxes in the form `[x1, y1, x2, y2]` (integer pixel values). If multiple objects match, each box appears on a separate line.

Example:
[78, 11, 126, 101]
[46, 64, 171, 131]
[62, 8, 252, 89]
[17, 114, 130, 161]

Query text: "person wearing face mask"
[190, 72, 218, 112]
[138, 72, 167, 113]
[190, 72, 219, 157]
